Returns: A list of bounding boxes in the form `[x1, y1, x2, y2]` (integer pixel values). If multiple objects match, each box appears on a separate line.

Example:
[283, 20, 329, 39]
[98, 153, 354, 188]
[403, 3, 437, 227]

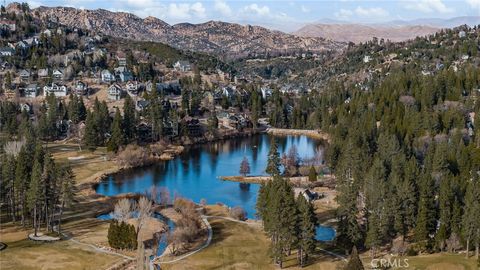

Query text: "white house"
[108, 84, 123, 100]
[363, 55, 372, 63]
[101, 70, 115, 83]
[44, 83, 68, 97]
[52, 69, 64, 80]
[0, 47, 15, 57]
[126, 81, 139, 96]
[173, 60, 192, 72]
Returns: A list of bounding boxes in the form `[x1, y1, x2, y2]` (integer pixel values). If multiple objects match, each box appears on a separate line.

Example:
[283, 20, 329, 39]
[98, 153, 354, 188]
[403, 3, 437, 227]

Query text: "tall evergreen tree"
[266, 138, 281, 176]
[123, 95, 136, 143]
[296, 195, 316, 267]
[108, 108, 124, 152]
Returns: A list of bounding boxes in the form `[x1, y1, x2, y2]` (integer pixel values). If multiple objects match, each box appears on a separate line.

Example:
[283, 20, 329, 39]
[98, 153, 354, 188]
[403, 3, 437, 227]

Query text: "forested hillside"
[253, 25, 480, 265]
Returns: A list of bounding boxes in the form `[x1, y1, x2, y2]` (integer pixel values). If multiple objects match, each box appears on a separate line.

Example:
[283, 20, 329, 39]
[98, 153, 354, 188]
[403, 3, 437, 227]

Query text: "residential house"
[101, 69, 115, 83]
[260, 87, 272, 99]
[136, 122, 153, 142]
[145, 80, 181, 95]
[24, 84, 39, 98]
[43, 83, 68, 97]
[126, 81, 140, 96]
[136, 100, 150, 111]
[222, 86, 236, 99]
[20, 103, 32, 113]
[1, 61, 12, 70]
[24, 37, 40, 47]
[52, 69, 63, 80]
[42, 29, 52, 37]
[115, 66, 133, 82]
[108, 84, 123, 100]
[218, 112, 252, 130]
[16, 40, 29, 51]
[0, 20, 16, 31]
[74, 81, 88, 95]
[181, 116, 202, 137]
[299, 189, 319, 202]
[19, 69, 31, 82]
[173, 60, 192, 72]
[459, 31, 466, 38]
[117, 51, 127, 67]
[363, 55, 372, 63]
[37, 68, 49, 79]
[0, 47, 15, 57]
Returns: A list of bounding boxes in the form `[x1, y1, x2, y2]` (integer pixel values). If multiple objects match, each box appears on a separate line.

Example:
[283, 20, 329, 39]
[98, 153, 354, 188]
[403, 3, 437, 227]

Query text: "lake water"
[95, 134, 335, 241]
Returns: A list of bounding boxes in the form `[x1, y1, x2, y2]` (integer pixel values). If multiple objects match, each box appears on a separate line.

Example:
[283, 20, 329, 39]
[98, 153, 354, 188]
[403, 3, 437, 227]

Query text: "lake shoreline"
[266, 128, 331, 142]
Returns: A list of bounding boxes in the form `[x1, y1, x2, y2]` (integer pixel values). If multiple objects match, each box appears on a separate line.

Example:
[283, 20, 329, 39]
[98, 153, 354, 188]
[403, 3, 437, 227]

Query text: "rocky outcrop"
[26, 5, 345, 58]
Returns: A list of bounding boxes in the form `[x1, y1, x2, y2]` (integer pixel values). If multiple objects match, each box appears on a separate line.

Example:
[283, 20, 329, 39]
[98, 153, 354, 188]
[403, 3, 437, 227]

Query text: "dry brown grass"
[0, 220, 122, 270]
[48, 143, 119, 186]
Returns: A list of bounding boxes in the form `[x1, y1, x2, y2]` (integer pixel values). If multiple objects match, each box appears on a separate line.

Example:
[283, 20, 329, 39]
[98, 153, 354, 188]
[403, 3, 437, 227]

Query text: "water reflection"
[96, 134, 324, 219]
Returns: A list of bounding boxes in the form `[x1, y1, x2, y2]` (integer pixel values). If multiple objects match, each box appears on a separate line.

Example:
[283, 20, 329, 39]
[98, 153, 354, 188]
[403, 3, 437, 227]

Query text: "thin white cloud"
[335, 6, 388, 20]
[301, 5, 310, 13]
[243, 4, 270, 16]
[466, 0, 480, 9]
[214, 0, 232, 16]
[334, 8, 353, 20]
[404, 0, 453, 13]
[354, 6, 389, 17]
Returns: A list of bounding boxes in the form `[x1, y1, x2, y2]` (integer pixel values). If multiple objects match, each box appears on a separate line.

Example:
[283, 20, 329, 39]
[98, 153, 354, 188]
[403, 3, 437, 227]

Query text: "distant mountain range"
[294, 16, 479, 43]
[22, 4, 344, 59]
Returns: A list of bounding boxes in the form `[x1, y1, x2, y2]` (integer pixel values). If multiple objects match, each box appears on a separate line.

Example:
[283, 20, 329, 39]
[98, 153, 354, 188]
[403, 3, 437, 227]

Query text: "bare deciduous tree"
[4, 140, 26, 157]
[113, 198, 133, 223]
[239, 156, 251, 177]
[136, 196, 153, 235]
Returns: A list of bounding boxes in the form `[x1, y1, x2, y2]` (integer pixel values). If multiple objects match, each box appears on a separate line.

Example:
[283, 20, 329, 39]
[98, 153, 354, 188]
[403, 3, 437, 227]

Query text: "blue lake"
[95, 134, 335, 241]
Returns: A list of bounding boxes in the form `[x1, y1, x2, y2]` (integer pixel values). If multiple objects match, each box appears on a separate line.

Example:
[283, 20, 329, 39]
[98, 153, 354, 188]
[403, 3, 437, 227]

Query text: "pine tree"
[27, 154, 43, 236]
[308, 166, 317, 182]
[57, 164, 75, 234]
[463, 175, 480, 259]
[296, 195, 316, 267]
[123, 95, 136, 143]
[108, 108, 124, 152]
[266, 138, 281, 176]
[83, 111, 98, 151]
[344, 246, 364, 270]
[15, 147, 31, 226]
[415, 173, 437, 243]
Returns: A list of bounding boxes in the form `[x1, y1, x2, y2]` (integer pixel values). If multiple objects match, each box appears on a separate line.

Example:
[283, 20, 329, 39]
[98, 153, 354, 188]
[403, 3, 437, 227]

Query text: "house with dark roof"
[24, 84, 39, 98]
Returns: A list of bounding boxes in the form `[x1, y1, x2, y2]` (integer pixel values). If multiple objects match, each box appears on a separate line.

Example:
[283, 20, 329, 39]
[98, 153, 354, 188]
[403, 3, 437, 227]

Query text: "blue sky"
[8, 0, 480, 31]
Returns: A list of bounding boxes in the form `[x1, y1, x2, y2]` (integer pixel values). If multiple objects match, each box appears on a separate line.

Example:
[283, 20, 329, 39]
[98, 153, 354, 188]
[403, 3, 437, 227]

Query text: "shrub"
[108, 220, 137, 250]
[406, 248, 418, 256]
[308, 166, 317, 182]
[116, 144, 149, 168]
[229, 206, 247, 221]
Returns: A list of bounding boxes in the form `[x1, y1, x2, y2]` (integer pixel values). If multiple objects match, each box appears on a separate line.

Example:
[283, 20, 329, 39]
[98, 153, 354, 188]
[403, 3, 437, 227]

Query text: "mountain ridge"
[24, 4, 344, 59]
